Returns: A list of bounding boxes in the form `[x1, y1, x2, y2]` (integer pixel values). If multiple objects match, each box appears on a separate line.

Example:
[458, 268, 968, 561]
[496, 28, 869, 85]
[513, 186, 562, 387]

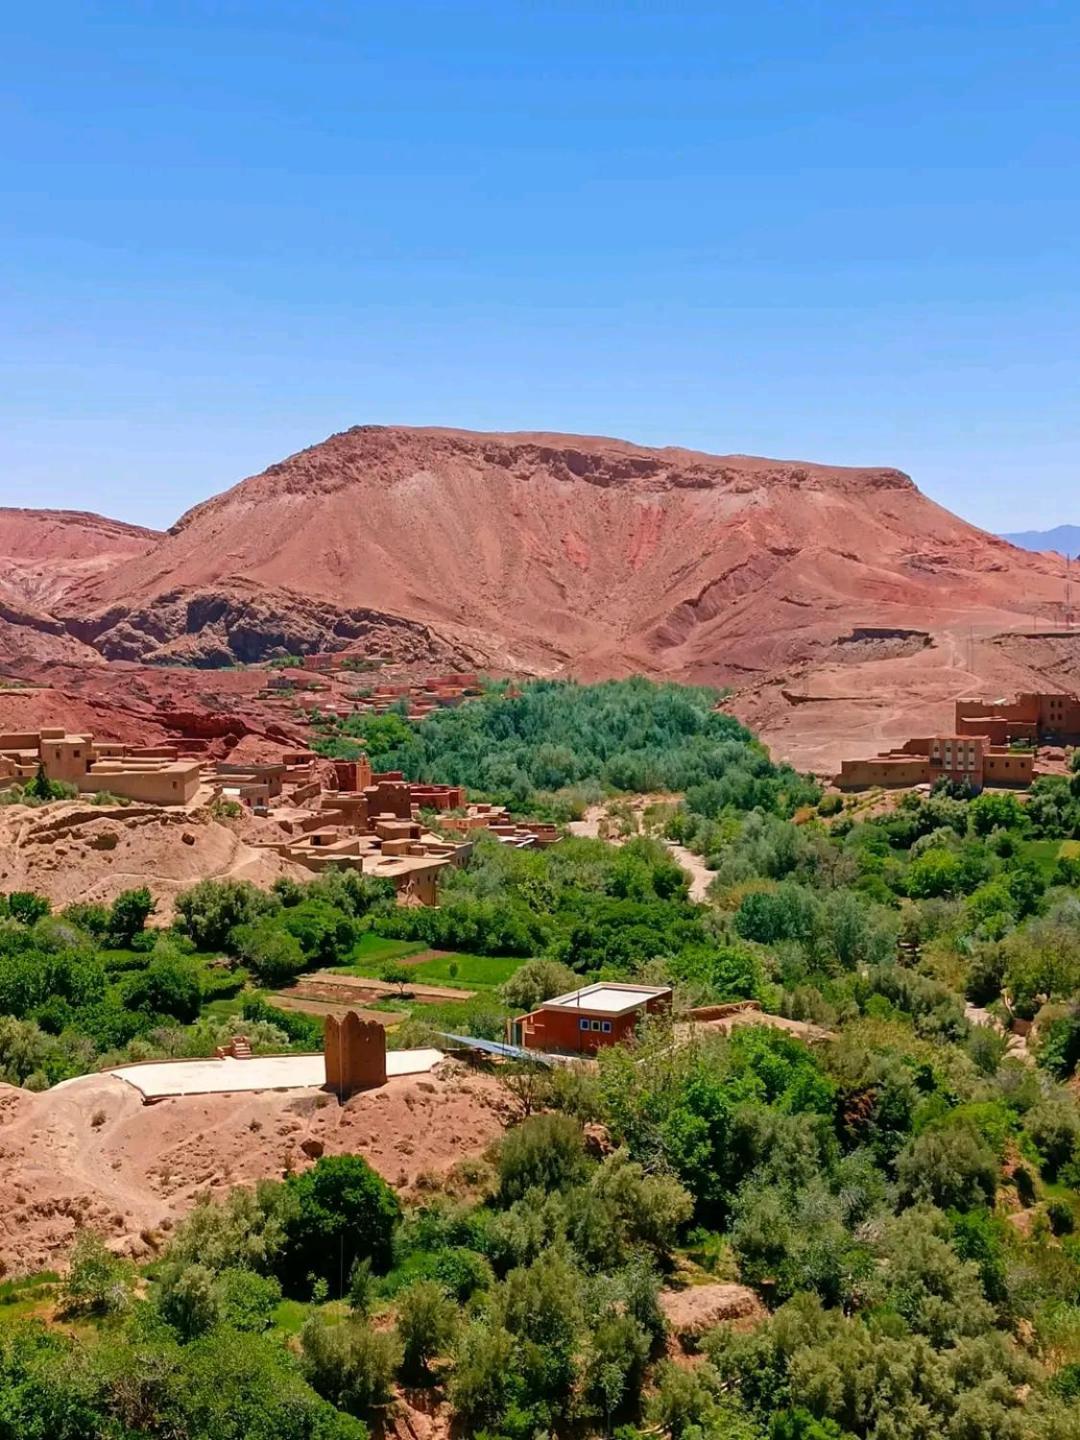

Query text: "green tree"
[4, 890, 51, 925]
[379, 960, 411, 998]
[281, 1154, 401, 1293]
[234, 918, 307, 986]
[105, 887, 155, 947]
[174, 878, 278, 951]
[124, 948, 202, 1022]
[396, 1279, 459, 1381]
[497, 1113, 589, 1204]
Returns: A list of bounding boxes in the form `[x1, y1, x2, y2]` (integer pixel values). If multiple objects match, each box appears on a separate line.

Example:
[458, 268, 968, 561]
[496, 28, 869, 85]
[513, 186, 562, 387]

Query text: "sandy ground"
[0, 798, 307, 916]
[0, 1063, 510, 1276]
[660, 1281, 766, 1342]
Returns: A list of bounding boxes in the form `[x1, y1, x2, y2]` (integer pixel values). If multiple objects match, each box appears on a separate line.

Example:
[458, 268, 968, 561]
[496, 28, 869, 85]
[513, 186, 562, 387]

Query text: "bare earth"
[660, 1281, 767, 1341]
[0, 1063, 509, 1276]
[0, 798, 307, 916]
[2, 427, 1076, 768]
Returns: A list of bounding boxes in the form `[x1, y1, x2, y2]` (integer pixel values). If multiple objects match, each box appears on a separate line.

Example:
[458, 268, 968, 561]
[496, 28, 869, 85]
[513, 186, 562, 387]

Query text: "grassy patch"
[0, 1271, 59, 1326]
[337, 934, 428, 974]
[1018, 839, 1066, 876]
[407, 952, 526, 990]
[270, 1297, 311, 1336]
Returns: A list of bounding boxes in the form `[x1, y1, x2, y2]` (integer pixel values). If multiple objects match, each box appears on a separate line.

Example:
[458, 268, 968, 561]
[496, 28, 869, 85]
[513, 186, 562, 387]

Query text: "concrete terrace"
[107, 1048, 443, 1100]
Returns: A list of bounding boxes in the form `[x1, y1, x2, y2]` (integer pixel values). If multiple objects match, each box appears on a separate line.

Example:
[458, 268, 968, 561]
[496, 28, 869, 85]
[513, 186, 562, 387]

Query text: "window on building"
[601, 1021, 612, 1033]
[579, 1018, 590, 1031]
[591, 1020, 602, 1031]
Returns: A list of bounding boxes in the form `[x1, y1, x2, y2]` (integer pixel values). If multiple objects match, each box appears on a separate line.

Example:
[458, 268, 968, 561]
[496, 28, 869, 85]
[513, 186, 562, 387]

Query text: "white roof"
[543, 982, 671, 1016]
[106, 1048, 442, 1099]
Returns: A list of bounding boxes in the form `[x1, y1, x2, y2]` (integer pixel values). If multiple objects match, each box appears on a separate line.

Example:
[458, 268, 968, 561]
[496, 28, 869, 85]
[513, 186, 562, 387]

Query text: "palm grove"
[1, 678, 1079, 1439]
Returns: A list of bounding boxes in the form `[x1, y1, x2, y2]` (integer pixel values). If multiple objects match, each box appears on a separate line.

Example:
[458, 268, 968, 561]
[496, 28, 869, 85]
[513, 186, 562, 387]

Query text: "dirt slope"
[0, 1064, 508, 1275]
[0, 509, 162, 669]
[5, 427, 1077, 765]
[0, 800, 307, 916]
[69, 426, 1069, 679]
[0, 508, 160, 612]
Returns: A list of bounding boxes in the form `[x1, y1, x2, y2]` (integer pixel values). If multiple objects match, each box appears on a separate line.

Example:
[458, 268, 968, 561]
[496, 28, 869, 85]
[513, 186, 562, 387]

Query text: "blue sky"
[2, 1, 1078, 531]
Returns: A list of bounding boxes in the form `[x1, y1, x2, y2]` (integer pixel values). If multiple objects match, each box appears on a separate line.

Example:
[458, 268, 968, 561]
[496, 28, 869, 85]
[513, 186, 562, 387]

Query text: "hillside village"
[2, 675, 1080, 1439]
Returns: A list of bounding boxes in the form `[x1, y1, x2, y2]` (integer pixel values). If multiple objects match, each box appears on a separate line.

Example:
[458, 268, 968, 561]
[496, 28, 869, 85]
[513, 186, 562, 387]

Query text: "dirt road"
[568, 802, 714, 902]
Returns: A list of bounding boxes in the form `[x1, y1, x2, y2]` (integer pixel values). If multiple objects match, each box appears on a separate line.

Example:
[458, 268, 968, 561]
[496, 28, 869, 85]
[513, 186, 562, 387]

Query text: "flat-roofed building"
[836, 733, 1034, 792]
[509, 982, 672, 1055]
[0, 729, 201, 806]
[955, 691, 1080, 745]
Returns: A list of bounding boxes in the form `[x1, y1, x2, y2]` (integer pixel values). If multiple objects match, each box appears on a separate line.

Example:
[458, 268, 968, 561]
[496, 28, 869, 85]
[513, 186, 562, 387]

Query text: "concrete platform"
[108, 1048, 443, 1100]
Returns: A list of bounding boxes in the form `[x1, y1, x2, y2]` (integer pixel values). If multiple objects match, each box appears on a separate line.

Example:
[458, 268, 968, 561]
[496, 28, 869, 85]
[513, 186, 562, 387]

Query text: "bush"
[499, 957, 578, 1012]
[158, 1261, 221, 1339]
[218, 1266, 282, 1331]
[896, 1127, 998, 1211]
[396, 1279, 459, 1381]
[60, 1231, 131, 1317]
[300, 1311, 399, 1416]
[1025, 1095, 1080, 1178]
[497, 1113, 589, 1204]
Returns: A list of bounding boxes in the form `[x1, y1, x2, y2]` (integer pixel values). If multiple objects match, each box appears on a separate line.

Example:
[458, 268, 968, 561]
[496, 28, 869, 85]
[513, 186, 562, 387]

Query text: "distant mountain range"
[1000, 524, 1080, 558]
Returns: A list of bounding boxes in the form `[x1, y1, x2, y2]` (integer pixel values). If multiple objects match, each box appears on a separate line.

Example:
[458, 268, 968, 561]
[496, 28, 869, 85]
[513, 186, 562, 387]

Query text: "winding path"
[568, 803, 714, 902]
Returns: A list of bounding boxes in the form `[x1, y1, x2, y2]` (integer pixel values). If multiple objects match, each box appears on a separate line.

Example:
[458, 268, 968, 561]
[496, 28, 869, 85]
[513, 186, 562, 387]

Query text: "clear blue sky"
[3, 1, 1077, 531]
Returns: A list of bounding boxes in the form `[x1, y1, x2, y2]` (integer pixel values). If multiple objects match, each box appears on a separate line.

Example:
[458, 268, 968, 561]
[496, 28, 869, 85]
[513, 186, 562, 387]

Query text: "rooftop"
[106, 1048, 443, 1099]
[542, 982, 672, 1016]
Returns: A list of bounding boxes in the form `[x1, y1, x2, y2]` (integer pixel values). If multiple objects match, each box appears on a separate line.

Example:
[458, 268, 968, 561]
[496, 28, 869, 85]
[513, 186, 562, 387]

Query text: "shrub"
[499, 957, 578, 1012]
[497, 1113, 589, 1204]
[60, 1231, 131, 1317]
[896, 1127, 998, 1211]
[300, 1311, 399, 1416]
[396, 1279, 459, 1381]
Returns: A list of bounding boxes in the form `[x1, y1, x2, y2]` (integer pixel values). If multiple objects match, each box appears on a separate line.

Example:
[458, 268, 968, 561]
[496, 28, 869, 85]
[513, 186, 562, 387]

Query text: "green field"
[335, 934, 527, 992]
[339, 933, 428, 970]
[1018, 838, 1080, 875]
[406, 951, 526, 990]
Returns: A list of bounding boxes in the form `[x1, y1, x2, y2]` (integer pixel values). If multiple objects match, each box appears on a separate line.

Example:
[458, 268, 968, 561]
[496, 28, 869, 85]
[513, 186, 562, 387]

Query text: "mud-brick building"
[836, 734, 1034, 792]
[508, 982, 672, 1055]
[0, 729, 201, 806]
[954, 691, 1080, 746]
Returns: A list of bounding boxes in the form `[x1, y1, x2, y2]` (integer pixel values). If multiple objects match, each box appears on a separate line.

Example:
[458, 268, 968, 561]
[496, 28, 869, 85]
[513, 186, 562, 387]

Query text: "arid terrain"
[1, 426, 1077, 770]
[0, 797, 307, 915]
[0, 1063, 509, 1274]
